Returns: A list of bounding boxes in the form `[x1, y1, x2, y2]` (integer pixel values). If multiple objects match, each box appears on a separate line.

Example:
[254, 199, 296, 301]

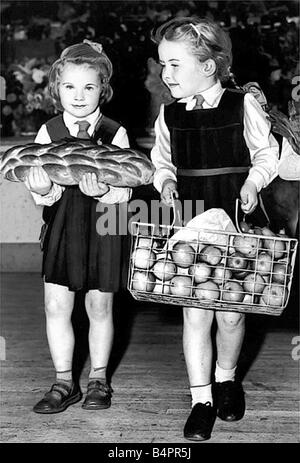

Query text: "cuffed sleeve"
[150, 105, 177, 193]
[30, 183, 65, 206]
[278, 138, 300, 181]
[97, 186, 132, 204]
[243, 93, 279, 192]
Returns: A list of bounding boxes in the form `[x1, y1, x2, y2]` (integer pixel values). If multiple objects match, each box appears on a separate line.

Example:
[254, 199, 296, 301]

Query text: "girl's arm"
[278, 138, 300, 181]
[26, 124, 65, 206]
[95, 126, 132, 204]
[150, 104, 177, 193]
[243, 93, 279, 192]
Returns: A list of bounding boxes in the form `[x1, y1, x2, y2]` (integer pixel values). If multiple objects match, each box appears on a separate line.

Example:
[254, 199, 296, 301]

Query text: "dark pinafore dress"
[164, 89, 267, 226]
[41, 114, 129, 292]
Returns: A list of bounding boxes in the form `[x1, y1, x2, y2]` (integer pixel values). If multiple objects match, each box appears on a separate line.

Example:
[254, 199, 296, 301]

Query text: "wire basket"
[127, 201, 298, 316]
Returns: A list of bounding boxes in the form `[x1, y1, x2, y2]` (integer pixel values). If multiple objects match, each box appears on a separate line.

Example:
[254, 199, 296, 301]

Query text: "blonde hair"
[48, 40, 113, 111]
[152, 17, 232, 82]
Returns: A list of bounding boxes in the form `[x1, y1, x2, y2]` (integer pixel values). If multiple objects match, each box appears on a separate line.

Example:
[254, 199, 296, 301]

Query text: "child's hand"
[240, 180, 258, 215]
[161, 179, 179, 206]
[24, 167, 52, 195]
[79, 173, 110, 197]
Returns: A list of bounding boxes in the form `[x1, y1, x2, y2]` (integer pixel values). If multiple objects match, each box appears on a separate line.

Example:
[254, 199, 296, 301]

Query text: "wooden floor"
[0, 272, 299, 444]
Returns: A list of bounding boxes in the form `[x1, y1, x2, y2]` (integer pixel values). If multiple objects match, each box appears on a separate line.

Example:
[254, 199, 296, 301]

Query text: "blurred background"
[1, 0, 299, 142]
[0, 1, 299, 272]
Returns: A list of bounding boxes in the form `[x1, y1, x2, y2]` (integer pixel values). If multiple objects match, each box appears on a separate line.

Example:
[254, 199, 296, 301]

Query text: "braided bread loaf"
[0, 140, 155, 187]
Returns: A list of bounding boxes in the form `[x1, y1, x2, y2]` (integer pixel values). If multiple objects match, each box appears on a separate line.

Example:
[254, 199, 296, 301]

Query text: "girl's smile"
[158, 38, 216, 99]
[59, 63, 102, 118]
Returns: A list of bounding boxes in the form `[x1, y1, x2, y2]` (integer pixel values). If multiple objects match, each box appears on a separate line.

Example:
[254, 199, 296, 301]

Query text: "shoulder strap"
[46, 115, 71, 141]
[93, 115, 121, 144]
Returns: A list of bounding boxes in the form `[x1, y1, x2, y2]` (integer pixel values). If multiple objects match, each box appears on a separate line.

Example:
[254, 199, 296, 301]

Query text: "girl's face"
[58, 63, 102, 118]
[158, 38, 214, 99]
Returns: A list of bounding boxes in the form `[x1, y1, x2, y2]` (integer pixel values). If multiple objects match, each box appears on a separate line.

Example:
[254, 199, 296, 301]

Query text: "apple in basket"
[243, 273, 265, 295]
[194, 281, 220, 301]
[261, 227, 286, 260]
[171, 241, 195, 268]
[153, 283, 171, 294]
[198, 245, 223, 266]
[170, 275, 193, 297]
[136, 236, 159, 250]
[222, 281, 244, 302]
[212, 266, 232, 285]
[272, 262, 288, 284]
[188, 262, 212, 284]
[227, 252, 248, 272]
[261, 283, 287, 307]
[152, 258, 177, 281]
[233, 234, 259, 258]
[254, 251, 273, 276]
[131, 271, 156, 292]
[131, 247, 156, 270]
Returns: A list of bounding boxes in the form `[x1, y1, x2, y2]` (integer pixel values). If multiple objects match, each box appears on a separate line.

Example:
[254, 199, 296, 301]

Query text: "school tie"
[192, 94, 205, 110]
[75, 120, 91, 139]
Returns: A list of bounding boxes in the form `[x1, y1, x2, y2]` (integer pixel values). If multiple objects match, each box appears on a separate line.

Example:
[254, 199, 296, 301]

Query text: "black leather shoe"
[183, 402, 216, 441]
[82, 380, 112, 410]
[33, 382, 82, 414]
[215, 380, 245, 421]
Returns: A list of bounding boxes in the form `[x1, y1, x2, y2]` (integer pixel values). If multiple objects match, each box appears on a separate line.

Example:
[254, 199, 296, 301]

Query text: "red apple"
[194, 281, 220, 301]
[227, 252, 248, 272]
[131, 271, 156, 292]
[272, 262, 288, 284]
[261, 284, 288, 307]
[188, 262, 211, 284]
[171, 241, 195, 268]
[170, 275, 193, 297]
[212, 266, 232, 285]
[233, 234, 259, 257]
[198, 245, 223, 266]
[152, 258, 177, 281]
[254, 251, 273, 276]
[222, 281, 244, 302]
[132, 247, 156, 270]
[243, 273, 265, 294]
[261, 227, 286, 259]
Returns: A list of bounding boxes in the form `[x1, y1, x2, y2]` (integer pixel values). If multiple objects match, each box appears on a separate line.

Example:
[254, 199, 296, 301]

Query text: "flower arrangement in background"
[1, 57, 56, 136]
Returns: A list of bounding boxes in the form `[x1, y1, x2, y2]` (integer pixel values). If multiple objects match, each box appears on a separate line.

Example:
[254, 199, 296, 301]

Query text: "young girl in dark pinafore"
[24, 40, 131, 414]
[151, 18, 279, 441]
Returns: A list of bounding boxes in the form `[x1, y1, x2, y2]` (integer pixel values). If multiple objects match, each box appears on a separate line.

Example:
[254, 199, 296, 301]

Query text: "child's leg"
[183, 307, 214, 390]
[82, 290, 114, 410]
[183, 307, 216, 441]
[215, 311, 245, 371]
[44, 281, 75, 379]
[33, 282, 81, 414]
[214, 311, 246, 422]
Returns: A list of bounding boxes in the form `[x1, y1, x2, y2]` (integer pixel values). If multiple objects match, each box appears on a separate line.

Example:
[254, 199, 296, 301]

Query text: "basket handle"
[235, 197, 271, 235]
[171, 192, 182, 229]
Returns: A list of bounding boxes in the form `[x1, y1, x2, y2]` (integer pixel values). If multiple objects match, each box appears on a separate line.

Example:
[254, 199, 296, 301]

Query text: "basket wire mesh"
[127, 199, 298, 316]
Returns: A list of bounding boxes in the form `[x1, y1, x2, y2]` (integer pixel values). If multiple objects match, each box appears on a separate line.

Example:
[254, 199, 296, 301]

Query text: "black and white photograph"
[0, 0, 299, 451]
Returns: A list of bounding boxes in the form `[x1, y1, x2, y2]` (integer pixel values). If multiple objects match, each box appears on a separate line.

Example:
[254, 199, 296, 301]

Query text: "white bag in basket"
[167, 208, 237, 251]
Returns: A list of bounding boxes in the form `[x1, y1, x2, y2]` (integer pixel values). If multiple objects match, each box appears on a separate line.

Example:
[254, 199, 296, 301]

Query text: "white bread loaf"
[1, 141, 155, 187]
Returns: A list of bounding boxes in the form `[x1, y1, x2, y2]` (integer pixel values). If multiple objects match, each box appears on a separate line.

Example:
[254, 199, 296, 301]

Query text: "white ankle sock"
[215, 362, 236, 383]
[190, 384, 213, 408]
